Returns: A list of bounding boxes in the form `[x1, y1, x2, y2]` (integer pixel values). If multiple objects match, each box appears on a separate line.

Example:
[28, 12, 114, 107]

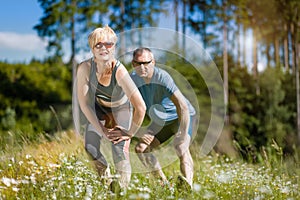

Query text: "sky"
[0, 0, 176, 64]
[0, 1, 48, 63]
[0, 1, 259, 70]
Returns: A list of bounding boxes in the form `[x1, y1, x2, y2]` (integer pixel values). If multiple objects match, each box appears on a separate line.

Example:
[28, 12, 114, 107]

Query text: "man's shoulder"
[154, 67, 173, 82]
[130, 70, 138, 78]
[130, 70, 143, 85]
[154, 67, 168, 74]
[154, 67, 172, 78]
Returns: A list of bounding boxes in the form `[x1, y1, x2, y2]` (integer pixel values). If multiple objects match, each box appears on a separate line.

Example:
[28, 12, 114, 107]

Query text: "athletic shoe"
[109, 180, 121, 195]
[176, 175, 192, 191]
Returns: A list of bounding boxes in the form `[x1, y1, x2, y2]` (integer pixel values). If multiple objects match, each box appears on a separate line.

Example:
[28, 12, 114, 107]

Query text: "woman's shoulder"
[114, 60, 126, 71]
[78, 58, 92, 72]
[114, 60, 129, 79]
[79, 57, 92, 66]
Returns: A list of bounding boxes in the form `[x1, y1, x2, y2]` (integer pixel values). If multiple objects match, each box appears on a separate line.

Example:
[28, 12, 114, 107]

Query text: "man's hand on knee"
[140, 131, 155, 146]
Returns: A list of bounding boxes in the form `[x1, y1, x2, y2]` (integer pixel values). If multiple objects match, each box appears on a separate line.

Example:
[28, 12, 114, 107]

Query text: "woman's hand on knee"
[107, 126, 132, 144]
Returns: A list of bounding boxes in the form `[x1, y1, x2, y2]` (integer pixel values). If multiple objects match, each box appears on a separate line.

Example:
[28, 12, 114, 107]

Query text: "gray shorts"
[85, 102, 132, 165]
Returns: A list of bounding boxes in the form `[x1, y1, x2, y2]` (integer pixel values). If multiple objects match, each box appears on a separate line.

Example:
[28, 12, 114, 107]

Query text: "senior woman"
[76, 25, 146, 190]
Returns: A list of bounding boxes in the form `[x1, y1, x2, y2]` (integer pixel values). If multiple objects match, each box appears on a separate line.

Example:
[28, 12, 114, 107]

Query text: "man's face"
[132, 52, 154, 79]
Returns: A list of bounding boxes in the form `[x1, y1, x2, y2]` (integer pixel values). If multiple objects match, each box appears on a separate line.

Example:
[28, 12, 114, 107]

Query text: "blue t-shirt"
[130, 67, 195, 125]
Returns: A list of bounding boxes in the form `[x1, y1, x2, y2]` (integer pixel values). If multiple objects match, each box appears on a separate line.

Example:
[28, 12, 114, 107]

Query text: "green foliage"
[229, 65, 296, 161]
[1, 107, 16, 130]
[108, 0, 166, 31]
[258, 68, 292, 146]
[0, 61, 72, 138]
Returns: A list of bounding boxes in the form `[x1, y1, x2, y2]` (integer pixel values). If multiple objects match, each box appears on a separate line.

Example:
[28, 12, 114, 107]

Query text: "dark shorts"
[148, 115, 196, 143]
[94, 100, 131, 128]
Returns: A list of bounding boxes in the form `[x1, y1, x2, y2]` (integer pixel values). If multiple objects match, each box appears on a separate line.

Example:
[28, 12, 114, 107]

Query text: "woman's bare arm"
[76, 61, 108, 138]
[115, 64, 146, 137]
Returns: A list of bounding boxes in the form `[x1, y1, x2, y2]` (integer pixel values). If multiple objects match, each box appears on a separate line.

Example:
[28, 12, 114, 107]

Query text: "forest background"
[1, 0, 300, 171]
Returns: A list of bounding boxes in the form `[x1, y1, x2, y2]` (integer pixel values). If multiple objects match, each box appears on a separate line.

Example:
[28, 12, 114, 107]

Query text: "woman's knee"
[85, 143, 99, 159]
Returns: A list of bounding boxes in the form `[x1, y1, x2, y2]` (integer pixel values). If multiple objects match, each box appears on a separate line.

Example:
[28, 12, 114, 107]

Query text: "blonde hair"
[88, 25, 118, 49]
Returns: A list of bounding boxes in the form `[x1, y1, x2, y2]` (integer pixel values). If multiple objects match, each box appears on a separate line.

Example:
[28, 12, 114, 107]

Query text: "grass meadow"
[0, 131, 299, 200]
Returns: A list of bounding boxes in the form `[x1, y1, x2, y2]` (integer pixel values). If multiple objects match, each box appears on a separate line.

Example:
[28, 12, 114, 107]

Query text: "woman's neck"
[95, 59, 114, 74]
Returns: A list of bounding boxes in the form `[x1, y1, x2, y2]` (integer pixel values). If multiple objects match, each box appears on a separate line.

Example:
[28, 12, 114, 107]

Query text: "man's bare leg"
[179, 150, 194, 186]
[135, 142, 168, 183]
[174, 133, 193, 187]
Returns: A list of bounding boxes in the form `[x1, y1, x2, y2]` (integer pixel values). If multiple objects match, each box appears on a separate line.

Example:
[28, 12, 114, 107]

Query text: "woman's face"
[92, 35, 115, 62]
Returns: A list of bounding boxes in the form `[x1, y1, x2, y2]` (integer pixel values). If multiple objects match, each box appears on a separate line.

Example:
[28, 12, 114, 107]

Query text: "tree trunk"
[275, 37, 280, 67]
[237, 23, 241, 67]
[252, 28, 259, 95]
[243, 25, 247, 67]
[182, 0, 187, 55]
[294, 20, 300, 145]
[222, 0, 229, 123]
[119, 0, 126, 55]
[174, 0, 179, 32]
[284, 23, 289, 71]
[266, 43, 270, 67]
[69, 0, 76, 66]
[69, 14, 76, 65]
[291, 23, 296, 73]
[203, 6, 208, 49]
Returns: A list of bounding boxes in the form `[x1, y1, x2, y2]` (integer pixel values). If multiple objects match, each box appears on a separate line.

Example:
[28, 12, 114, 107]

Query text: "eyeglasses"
[94, 42, 114, 49]
[133, 60, 152, 66]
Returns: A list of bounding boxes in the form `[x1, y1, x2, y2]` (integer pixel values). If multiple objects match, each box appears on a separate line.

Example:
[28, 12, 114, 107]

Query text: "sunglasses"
[94, 42, 114, 49]
[133, 60, 152, 66]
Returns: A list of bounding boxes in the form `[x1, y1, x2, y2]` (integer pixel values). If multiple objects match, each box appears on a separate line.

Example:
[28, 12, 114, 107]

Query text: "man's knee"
[135, 142, 148, 153]
[174, 134, 191, 157]
[174, 143, 191, 157]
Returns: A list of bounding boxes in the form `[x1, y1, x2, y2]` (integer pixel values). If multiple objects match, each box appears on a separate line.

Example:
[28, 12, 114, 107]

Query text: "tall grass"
[0, 130, 299, 199]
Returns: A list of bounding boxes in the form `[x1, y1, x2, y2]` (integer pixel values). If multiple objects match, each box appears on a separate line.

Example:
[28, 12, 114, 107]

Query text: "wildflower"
[10, 179, 19, 185]
[27, 160, 37, 166]
[139, 193, 150, 199]
[2, 177, 11, 187]
[203, 190, 215, 199]
[258, 185, 272, 195]
[129, 194, 138, 199]
[133, 178, 139, 184]
[66, 165, 74, 170]
[30, 175, 36, 185]
[51, 192, 57, 200]
[216, 172, 232, 184]
[12, 187, 19, 192]
[193, 183, 201, 192]
[85, 185, 93, 199]
[280, 186, 290, 194]
[48, 163, 60, 168]
[166, 195, 175, 199]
